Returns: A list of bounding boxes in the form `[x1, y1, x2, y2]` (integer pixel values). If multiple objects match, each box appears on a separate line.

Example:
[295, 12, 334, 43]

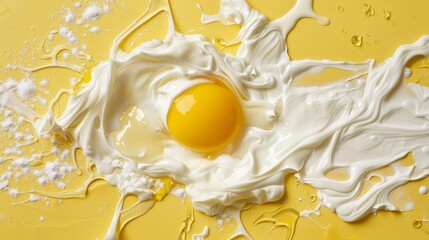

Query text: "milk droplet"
[351, 35, 363, 47]
[419, 186, 428, 195]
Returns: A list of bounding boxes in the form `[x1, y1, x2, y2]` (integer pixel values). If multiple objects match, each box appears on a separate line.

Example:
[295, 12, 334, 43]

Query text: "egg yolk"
[167, 83, 242, 153]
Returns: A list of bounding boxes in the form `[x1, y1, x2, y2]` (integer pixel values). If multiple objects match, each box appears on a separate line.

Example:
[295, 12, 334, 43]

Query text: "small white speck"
[89, 26, 101, 33]
[59, 26, 78, 44]
[0, 180, 9, 190]
[76, 19, 84, 25]
[8, 188, 19, 197]
[64, 8, 75, 23]
[103, 4, 110, 12]
[29, 195, 40, 202]
[70, 78, 78, 87]
[17, 78, 36, 100]
[40, 79, 49, 87]
[63, 52, 70, 60]
[82, 4, 102, 21]
[72, 47, 79, 56]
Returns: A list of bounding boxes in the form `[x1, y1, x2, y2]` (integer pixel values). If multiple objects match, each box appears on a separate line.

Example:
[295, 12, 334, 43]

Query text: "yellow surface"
[0, 0, 429, 240]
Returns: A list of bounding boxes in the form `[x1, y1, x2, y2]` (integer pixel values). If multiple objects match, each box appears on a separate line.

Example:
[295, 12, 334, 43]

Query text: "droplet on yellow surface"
[338, 6, 344, 12]
[363, 4, 375, 17]
[410, 78, 421, 84]
[30, 159, 43, 167]
[351, 35, 363, 47]
[413, 219, 423, 229]
[383, 10, 392, 21]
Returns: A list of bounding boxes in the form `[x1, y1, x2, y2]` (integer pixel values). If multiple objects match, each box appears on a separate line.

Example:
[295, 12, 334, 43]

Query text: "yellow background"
[0, 0, 429, 239]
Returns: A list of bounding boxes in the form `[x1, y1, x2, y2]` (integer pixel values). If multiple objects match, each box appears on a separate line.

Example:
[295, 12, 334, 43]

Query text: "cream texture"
[2, 0, 429, 229]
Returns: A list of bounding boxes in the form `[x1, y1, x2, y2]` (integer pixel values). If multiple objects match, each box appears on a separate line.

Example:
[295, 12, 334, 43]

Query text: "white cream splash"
[2, 0, 429, 238]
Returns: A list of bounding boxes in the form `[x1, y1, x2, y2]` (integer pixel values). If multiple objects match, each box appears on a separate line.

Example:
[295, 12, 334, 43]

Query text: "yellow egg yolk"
[167, 83, 242, 153]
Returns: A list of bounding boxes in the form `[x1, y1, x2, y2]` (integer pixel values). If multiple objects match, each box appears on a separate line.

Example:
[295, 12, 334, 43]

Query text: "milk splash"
[1, 0, 429, 239]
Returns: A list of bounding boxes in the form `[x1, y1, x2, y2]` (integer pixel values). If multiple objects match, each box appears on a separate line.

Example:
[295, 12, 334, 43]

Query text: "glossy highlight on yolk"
[167, 83, 242, 153]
